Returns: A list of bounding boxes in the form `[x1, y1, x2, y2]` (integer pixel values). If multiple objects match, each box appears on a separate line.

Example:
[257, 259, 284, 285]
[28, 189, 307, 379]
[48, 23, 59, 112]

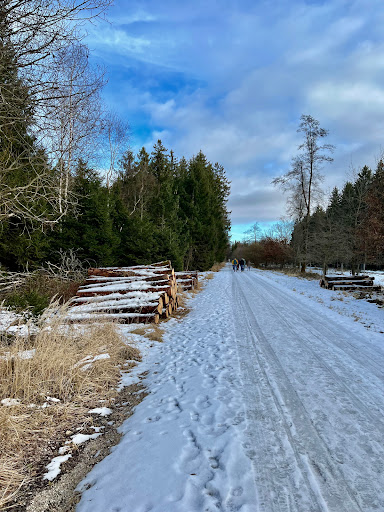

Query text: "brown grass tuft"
[270, 268, 320, 280]
[130, 325, 164, 343]
[210, 262, 226, 272]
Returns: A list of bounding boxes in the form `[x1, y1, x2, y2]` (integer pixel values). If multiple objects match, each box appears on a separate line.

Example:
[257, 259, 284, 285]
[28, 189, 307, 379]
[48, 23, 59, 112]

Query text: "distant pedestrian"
[247, 261, 251, 270]
[240, 258, 245, 271]
[232, 258, 238, 271]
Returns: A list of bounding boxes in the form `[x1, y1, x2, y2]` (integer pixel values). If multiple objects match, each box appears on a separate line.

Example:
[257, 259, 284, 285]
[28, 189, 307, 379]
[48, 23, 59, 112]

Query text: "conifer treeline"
[233, 161, 384, 272]
[0, 141, 231, 272]
[291, 161, 384, 272]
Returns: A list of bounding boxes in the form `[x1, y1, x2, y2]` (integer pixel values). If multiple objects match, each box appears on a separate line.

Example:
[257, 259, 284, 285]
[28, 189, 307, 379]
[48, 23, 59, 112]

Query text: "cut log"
[177, 278, 196, 290]
[88, 266, 174, 279]
[66, 312, 160, 324]
[323, 274, 372, 282]
[175, 271, 198, 280]
[69, 301, 163, 315]
[332, 284, 381, 291]
[75, 285, 173, 298]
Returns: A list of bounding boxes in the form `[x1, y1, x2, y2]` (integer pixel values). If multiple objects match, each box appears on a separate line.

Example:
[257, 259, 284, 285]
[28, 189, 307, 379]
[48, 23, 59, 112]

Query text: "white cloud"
[88, 0, 384, 230]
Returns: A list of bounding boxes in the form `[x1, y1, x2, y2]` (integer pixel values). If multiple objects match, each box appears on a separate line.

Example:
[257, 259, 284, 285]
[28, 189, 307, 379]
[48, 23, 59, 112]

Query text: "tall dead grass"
[272, 267, 320, 280]
[210, 262, 226, 272]
[0, 308, 140, 509]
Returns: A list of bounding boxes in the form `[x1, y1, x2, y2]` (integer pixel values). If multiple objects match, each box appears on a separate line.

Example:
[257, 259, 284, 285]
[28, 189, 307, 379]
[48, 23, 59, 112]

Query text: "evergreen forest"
[0, 1, 230, 272]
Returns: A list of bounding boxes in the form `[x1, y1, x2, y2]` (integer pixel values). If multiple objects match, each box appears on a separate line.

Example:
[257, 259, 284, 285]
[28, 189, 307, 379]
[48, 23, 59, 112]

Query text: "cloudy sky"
[86, 0, 384, 241]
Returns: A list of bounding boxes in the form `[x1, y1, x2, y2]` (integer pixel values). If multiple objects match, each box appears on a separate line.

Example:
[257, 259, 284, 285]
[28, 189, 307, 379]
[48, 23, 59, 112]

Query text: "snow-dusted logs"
[67, 262, 178, 324]
[175, 271, 198, 291]
[67, 312, 160, 325]
[319, 275, 381, 291]
[87, 261, 175, 279]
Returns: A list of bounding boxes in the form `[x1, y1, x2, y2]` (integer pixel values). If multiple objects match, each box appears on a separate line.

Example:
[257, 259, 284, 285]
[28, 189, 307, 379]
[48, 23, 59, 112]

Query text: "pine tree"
[49, 159, 119, 266]
[362, 161, 384, 265]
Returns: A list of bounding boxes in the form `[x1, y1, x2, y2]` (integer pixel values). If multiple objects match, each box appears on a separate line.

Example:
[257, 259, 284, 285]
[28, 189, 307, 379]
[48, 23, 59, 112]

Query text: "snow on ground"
[308, 267, 384, 288]
[74, 266, 384, 512]
[264, 268, 384, 334]
[0, 308, 35, 336]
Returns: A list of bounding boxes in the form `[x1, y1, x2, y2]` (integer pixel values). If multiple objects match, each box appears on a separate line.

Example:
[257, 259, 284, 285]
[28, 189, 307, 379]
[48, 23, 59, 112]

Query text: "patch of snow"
[18, 349, 36, 359]
[0, 348, 36, 361]
[1, 398, 21, 406]
[70, 433, 102, 445]
[75, 353, 111, 371]
[43, 454, 72, 481]
[88, 407, 112, 417]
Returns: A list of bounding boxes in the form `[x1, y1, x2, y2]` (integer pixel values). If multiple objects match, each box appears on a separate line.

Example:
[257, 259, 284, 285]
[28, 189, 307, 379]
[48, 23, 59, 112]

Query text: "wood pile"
[319, 274, 381, 291]
[67, 261, 179, 324]
[175, 271, 198, 291]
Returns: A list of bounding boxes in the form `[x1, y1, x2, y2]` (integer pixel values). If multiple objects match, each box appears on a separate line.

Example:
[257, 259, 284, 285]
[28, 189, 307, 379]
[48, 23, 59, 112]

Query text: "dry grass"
[271, 267, 320, 280]
[205, 273, 214, 280]
[0, 309, 139, 509]
[210, 262, 226, 272]
[191, 280, 203, 295]
[131, 325, 164, 343]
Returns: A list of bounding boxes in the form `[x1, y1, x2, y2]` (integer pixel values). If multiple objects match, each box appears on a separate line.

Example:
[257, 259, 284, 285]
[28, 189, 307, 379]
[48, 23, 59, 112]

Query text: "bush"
[1, 272, 84, 317]
[4, 290, 50, 316]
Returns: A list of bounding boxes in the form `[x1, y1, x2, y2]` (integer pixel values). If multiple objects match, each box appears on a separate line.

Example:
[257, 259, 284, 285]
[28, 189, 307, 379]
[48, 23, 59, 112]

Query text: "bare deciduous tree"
[273, 115, 334, 272]
[243, 222, 262, 243]
[0, 0, 111, 225]
[103, 111, 130, 190]
[45, 43, 106, 213]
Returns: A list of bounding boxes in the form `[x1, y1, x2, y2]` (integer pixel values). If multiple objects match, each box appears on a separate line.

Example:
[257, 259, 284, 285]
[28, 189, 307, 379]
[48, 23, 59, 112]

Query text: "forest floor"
[4, 266, 384, 511]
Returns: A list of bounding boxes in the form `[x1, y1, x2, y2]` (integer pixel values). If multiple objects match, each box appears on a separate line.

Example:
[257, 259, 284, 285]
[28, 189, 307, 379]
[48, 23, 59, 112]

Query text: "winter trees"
[287, 161, 384, 272]
[273, 115, 335, 272]
[360, 161, 384, 265]
[243, 222, 262, 243]
[0, 0, 111, 226]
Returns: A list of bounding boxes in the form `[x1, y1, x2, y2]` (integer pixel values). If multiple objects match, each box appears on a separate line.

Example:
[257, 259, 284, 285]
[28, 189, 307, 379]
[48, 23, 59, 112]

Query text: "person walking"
[247, 261, 251, 270]
[232, 258, 238, 271]
[240, 258, 245, 271]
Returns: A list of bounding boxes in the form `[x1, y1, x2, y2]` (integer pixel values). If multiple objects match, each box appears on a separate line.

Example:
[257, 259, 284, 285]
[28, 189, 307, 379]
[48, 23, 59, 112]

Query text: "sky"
[85, 0, 384, 241]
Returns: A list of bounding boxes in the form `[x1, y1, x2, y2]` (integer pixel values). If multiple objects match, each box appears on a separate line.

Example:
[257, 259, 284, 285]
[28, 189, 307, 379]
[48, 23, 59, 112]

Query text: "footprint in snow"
[190, 411, 199, 421]
[144, 415, 161, 423]
[194, 395, 212, 409]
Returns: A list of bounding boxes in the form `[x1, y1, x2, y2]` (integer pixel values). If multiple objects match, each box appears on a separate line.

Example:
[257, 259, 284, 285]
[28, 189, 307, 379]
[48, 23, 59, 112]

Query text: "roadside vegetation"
[0, 312, 140, 509]
[231, 115, 383, 275]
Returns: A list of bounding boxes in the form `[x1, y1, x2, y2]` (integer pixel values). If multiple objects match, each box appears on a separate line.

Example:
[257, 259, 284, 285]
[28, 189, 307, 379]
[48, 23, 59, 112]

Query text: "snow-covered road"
[76, 267, 384, 512]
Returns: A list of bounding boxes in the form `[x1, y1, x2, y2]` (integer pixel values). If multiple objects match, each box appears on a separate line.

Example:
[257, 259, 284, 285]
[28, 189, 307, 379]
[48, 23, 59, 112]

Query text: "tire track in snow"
[238, 272, 384, 511]
[245, 272, 384, 427]
[232, 274, 364, 512]
[249, 271, 384, 378]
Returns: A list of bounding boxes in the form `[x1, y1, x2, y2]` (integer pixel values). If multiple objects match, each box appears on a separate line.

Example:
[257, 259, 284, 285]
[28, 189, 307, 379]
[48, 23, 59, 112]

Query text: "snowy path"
[76, 267, 384, 512]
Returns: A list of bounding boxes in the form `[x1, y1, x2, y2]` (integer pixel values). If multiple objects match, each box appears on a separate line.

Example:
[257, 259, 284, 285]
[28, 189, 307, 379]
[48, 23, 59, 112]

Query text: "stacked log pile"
[319, 275, 381, 291]
[67, 261, 178, 324]
[175, 271, 198, 291]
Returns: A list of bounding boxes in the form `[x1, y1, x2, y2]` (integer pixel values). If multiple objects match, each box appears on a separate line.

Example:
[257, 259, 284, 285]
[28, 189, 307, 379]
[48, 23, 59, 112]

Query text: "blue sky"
[86, 0, 384, 241]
